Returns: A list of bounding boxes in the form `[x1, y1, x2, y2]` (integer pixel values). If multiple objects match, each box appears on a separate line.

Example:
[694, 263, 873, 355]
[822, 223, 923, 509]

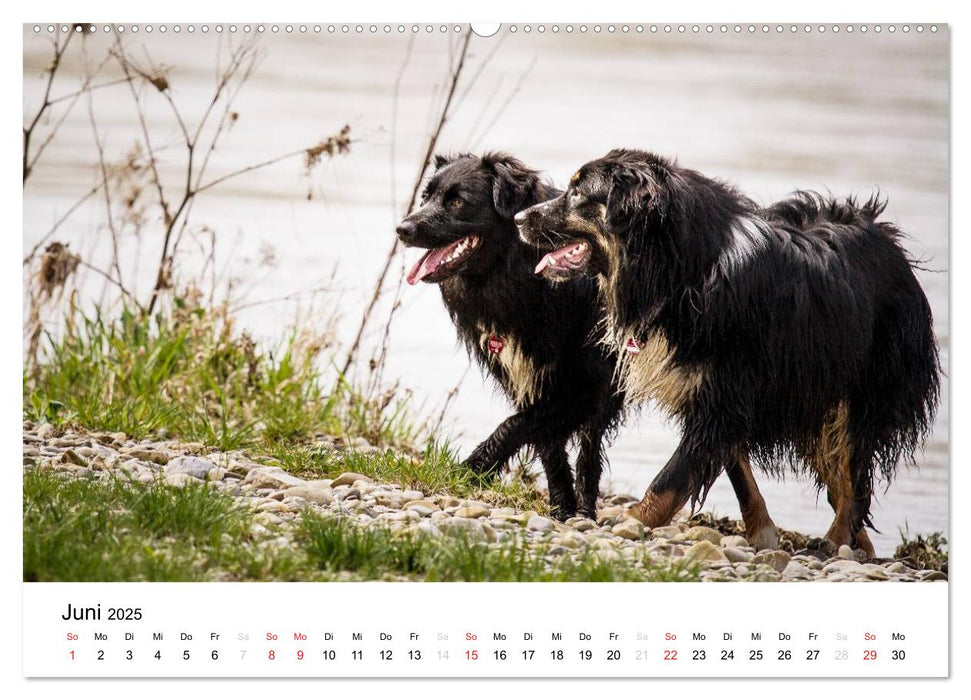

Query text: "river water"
[23, 25, 949, 555]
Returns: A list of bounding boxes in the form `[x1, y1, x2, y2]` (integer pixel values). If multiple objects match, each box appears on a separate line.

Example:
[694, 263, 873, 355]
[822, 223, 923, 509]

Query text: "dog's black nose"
[396, 220, 416, 240]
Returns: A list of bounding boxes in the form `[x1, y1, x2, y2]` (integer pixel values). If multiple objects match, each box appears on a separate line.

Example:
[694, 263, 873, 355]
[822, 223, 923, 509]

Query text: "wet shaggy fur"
[396, 152, 625, 519]
[517, 148, 940, 550]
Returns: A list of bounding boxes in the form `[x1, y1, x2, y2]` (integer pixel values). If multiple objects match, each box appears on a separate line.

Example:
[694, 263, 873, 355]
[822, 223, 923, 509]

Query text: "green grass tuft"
[24, 470, 698, 582]
[23, 301, 702, 582]
[894, 526, 948, 572]
[24, 299, 418, 450]
[24, 469, 254, 581]
[273, 440, 551, 514]
[297, 511, 700, 583]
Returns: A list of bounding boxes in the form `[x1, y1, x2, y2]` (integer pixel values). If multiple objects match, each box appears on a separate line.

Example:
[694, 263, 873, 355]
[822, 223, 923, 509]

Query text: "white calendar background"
[8, 0, 966, 695]
[23, 582, 948, 678]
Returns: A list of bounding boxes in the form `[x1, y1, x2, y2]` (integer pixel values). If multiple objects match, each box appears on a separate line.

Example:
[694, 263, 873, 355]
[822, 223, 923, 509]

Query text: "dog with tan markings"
[517, 149, 940, 557]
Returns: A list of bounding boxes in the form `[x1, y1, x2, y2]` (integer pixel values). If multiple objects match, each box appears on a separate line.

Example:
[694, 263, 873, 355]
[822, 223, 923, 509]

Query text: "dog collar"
[487, 335, 505, 355]
[625, 337, 644, 355]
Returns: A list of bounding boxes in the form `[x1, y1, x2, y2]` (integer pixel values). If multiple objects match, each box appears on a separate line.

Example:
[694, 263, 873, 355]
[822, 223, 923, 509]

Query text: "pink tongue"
[534, 254, 557, 274]
[407, 244, 453, 285]
[534, 247, 575, 274]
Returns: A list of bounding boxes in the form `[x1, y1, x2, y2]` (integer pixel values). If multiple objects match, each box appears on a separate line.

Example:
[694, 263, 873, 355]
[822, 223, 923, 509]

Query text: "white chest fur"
[612, 328, 705, 415]
[478, 330, 547, 408]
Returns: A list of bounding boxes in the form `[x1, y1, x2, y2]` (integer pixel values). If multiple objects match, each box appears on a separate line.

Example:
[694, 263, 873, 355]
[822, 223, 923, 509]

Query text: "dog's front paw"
[549, 503, 577, 522]
[805, 537, 838, 558]
[747, 524, 779, 552]
[461, 452, 504, 479]
[548, 490, 578, 522]
[576, 505, 598, 521]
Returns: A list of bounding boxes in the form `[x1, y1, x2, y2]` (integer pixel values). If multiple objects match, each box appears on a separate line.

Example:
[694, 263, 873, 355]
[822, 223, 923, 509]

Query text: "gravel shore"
[22, 423, 947, 583]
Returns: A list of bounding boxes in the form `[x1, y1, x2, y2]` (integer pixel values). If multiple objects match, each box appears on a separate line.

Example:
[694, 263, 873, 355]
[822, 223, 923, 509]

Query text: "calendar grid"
[24, 583, 948, 678]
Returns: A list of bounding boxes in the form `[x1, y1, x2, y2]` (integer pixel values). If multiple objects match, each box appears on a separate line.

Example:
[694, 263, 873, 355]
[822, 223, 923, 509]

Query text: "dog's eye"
[447, 198, 463, 211]
[570, 190, 585, 205]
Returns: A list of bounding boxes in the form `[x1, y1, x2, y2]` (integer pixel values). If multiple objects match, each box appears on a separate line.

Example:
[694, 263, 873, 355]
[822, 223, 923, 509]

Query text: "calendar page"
[20, 11, 951, 688]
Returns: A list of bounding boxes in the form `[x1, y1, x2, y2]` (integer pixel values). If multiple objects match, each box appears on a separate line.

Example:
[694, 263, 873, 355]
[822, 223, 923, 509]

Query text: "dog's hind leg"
[848, 439, 877, 559]
[536, 439, 577, 521]
[725, 455, 778, 551]
[824, 483, 875, 558]
[852, 519, 876, 559]
[814, 403, 875, 557]
[625, 441, 701, 528]
[821, 470, 854, 552]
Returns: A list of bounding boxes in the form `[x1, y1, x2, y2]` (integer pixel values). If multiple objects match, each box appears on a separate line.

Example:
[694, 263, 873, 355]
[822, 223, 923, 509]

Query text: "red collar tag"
[625, 337, 644, 355]
[488, 335, 505, 355]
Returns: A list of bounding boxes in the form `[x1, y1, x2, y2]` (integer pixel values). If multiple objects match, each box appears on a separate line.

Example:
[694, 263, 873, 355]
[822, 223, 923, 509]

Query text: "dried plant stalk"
[339, 31, 473, 380]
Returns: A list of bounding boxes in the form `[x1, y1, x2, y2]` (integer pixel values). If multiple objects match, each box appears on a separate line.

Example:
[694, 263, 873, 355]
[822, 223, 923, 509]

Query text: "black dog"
[396, 152, 623, 519]
[517, 148, 940, 555]
[396, 153, 779, 540]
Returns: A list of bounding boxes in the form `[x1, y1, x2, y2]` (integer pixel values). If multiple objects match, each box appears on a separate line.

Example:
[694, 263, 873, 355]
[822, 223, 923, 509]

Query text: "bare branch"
[228, 285, 338, 314]
[389, 36, 416, 220]
[365, 258, 407, 397]
[470, 56, 538, 151]
[113, 37, 174, 230]
[194, 148, 309, 195]
[46, 76, 137, 106]
[192, 43, 264, 192]
[191, 38, 261, 151]
[139, 38, 268, 317]
[456, 29, 508, 108]
[26, 32, 351, 356]
[85, 73, 126, 289]
[23, 32, 74, 183]
[340, 31, 474, 378]
[430, 361, 473, 437]
[23, 183, 101, 266]
[77, 260, 144, 311]
[111, 40, 190, 144]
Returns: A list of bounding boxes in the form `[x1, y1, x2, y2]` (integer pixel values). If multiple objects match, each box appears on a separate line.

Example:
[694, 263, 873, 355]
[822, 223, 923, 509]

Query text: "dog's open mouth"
[406, 235, 480, 285]
[534, 240, 591, 276]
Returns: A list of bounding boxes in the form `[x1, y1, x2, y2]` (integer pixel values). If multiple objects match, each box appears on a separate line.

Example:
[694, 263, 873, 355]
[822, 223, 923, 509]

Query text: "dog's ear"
[433, 154, 454, 171]
[491, 159, 543, 219]
[607, 162, 671, 233]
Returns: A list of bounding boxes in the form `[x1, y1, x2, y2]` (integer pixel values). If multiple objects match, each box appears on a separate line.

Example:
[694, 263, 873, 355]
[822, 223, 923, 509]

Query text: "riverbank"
[23, 423, 947, 583]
